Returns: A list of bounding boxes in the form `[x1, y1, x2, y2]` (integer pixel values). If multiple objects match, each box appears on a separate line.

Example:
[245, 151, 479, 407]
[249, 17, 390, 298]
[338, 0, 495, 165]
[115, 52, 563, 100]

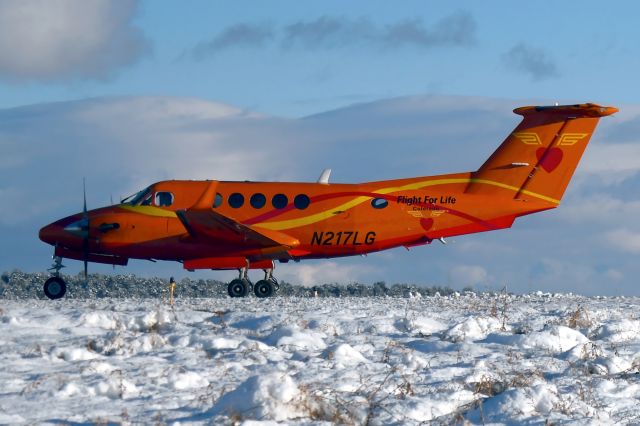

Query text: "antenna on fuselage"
[317, 169, 332, 184]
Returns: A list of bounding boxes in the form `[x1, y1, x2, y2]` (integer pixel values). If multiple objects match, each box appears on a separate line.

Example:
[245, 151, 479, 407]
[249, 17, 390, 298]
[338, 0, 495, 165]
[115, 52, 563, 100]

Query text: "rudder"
[466, 103, 617, 205]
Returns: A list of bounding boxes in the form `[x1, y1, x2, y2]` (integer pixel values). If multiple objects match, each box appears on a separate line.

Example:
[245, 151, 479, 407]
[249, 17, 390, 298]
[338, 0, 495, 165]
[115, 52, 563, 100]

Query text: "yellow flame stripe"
[119, 205, 177, 218]
[468, 179, 560, 204]
[117, 179, 560, 231]
[255, 178, 559, 231]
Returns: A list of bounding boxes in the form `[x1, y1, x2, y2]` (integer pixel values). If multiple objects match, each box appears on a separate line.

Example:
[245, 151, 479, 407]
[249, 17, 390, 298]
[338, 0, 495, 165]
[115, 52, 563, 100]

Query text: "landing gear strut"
[44, 255, 67, 300]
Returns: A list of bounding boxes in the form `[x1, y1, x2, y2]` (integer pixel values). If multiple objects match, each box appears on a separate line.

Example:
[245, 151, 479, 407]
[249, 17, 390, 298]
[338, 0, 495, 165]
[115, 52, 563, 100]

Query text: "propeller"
[82, 178, 89, 282]
[60, 179, 92, 282]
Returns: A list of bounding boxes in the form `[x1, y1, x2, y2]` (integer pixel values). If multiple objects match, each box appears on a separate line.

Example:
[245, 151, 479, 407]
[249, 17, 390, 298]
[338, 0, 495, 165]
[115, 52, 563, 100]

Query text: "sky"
[2, 0, 640, 294]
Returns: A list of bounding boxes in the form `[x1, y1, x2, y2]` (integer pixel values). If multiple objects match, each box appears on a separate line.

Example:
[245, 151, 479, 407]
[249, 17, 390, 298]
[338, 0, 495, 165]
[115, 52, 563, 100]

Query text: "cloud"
[582, 143, 640, 179]
[502, 43, 559, 81]
[0, 96, 289, 225]
[192, 23, 274, 59]
[0, 0, 150, 82]
[556, 194, 640, 224]
[283, 16, 376, 49]
[528, 258, 607, 293]
[449, 265, 488, 287]
[192, 12, 476, 58]
[383, 12, 476, 48]
[279, 261, 377, 287]
[605, 229, 640, 254]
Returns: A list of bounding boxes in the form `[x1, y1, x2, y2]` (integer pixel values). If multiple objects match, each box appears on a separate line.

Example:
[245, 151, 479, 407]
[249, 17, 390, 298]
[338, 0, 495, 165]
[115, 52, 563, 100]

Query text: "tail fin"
[466, 103, 618, 205]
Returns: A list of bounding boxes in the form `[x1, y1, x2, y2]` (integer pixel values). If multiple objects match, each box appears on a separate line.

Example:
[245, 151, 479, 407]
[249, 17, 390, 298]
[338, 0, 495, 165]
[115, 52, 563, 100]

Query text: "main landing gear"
[44, 255, 67, 300]
[227, 268, 280, 298]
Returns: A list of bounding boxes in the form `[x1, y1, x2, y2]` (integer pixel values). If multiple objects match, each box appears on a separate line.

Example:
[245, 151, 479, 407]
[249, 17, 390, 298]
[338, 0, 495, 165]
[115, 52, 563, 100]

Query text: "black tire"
[254, 279, 274, 298]
[44, 277, 67, 300]
[228, 279, 249, 298]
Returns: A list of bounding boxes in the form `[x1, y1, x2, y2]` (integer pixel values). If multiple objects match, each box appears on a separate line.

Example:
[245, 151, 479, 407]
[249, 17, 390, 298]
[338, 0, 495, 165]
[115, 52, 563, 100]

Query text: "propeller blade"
[82, 178, 89, 282]
[82, 178, 87, 215]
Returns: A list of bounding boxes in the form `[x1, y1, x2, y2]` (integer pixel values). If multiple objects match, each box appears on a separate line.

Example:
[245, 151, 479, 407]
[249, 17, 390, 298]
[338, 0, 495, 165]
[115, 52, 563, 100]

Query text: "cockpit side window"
[140, 193, 153, 206]
[155, 192, 174, 207]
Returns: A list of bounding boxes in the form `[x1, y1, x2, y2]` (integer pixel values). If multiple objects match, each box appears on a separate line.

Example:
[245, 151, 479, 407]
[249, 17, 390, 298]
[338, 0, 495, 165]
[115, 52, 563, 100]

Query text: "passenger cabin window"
[155, 192, 174, 207]
[250, 193, 266, 209]
[229, 193, 244, 208]
[294, 194, 310, 210]
[272, 193, 288, 209]
[371, 198, 388, 209]
[213, 193, 223, 208]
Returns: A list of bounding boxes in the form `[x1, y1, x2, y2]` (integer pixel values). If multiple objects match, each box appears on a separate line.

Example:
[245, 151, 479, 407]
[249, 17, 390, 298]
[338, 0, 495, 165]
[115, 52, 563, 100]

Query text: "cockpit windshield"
[121, 186, 152, 206]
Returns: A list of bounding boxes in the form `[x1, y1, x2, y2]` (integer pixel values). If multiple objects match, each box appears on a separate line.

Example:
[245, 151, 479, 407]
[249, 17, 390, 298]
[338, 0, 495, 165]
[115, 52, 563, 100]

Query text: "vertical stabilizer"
[466, 103, 617, 205]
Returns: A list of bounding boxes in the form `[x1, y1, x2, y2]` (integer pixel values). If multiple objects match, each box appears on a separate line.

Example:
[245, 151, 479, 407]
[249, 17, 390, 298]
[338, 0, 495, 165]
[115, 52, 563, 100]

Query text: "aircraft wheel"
[44, 277, 67, 300]
[254, 279, 274, 298]
[228, 279, 249, 298]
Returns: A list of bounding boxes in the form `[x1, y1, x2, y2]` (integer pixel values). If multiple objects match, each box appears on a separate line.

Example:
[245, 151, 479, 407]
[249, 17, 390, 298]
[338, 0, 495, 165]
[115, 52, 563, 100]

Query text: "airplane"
[39, 102, 617, 300]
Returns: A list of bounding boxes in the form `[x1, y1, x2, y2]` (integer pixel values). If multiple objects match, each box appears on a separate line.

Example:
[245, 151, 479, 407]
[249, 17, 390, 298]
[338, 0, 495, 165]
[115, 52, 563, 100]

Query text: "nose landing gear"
[44, 255, 67, 300]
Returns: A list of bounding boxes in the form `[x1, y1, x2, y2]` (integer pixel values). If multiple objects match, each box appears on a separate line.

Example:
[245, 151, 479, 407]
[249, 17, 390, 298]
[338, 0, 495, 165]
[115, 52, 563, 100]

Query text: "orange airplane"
[39, 103, 617, 299]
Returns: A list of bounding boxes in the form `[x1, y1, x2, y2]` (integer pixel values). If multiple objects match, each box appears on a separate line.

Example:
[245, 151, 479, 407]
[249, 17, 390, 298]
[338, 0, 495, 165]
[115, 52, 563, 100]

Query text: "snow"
[322, 343, 369, 367]
[211, 373, 305, 421]
[1, 294, 640, 424]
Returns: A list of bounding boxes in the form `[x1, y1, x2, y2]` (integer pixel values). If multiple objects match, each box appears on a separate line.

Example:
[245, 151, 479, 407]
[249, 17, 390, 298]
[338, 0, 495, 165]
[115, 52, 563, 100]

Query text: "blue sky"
[2, 1, 640, 294]
[3, 1, 638, 116]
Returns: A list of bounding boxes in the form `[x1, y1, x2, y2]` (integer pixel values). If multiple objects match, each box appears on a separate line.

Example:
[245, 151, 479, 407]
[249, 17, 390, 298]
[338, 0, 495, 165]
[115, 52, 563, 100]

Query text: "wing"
[176, 181, 299, 249]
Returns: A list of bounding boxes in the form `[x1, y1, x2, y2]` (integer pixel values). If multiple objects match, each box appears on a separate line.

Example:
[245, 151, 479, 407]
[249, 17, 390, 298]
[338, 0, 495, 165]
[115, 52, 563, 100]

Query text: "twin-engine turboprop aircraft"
[39, 103, 617, 299]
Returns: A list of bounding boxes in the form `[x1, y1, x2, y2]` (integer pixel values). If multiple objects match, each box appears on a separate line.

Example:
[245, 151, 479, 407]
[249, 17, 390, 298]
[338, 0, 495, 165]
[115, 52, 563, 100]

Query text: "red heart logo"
[536, 147, 563, 173]
[420, 218, 434, 231]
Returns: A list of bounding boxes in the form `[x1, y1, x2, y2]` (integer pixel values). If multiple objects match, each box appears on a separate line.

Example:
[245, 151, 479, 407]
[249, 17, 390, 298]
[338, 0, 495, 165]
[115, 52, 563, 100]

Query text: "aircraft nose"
[39, 222, 65, 245]
[38, 214, 85, 247]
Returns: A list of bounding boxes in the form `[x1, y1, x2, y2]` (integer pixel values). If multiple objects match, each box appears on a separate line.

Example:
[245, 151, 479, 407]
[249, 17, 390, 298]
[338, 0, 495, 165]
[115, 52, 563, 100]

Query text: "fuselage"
[39, 172, 554, 269]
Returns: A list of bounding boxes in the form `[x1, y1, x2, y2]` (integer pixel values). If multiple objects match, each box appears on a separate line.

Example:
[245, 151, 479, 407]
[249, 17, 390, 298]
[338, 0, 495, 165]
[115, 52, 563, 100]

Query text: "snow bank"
[444, 316, 502, 342]
[126, 308, 174, 332]
[397, 315, 447, 335]
[322, 343, 368, 367]
[264, 325, 327, 351]
[595, 319, 640, 343]
[402, 390, 477, 422]
[171, 371, 209, 390]
[87, 330, 168, 356]
[519, 325, 589, 353]
[211, 373, 305, 421]
[79, 311, 121, 329]
[472, 384, 559, 422]
[51, 347, 101, 361]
